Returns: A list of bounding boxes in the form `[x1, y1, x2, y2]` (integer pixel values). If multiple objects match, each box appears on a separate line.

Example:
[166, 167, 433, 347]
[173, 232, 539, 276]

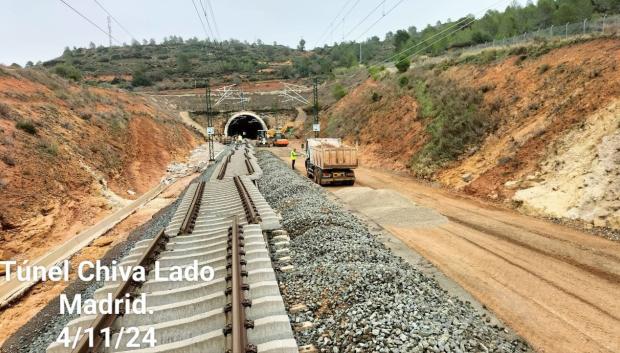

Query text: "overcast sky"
[0, 0, 511, 66]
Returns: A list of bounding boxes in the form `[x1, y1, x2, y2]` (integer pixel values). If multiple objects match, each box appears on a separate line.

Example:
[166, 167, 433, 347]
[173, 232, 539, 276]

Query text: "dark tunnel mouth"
[227, 115, 264, 139]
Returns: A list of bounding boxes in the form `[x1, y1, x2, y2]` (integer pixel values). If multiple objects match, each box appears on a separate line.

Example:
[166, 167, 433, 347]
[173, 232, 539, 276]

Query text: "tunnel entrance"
[224, 112, 268, 139]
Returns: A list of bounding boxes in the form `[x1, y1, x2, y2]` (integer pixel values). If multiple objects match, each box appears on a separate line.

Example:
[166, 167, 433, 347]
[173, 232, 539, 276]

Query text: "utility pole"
[206, 82, 215, 161]
[107, 16, 112, 47]
[313, 78, 319, 138]
[359, 43, 362, 64]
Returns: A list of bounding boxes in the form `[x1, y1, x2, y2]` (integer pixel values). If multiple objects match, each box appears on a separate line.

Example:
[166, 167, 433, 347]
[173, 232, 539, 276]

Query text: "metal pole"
[566, 23, 569, 38]
[206, 82, 215, 161]
[359, 43, 362, 64]
[313, 78, 319, 139]
[583, 19, 587, 35]
[550, 25, 554, 36]
[602, 15, 607, 34]
[107, 16, 112, 47]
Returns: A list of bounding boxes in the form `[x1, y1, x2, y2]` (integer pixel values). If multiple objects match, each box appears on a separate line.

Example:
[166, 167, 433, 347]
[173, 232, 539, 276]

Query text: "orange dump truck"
[304, 138, 358, 186]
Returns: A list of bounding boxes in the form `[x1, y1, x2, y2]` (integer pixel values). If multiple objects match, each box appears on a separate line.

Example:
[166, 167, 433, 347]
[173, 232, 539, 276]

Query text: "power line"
[57, 0, 121, 44]
[332, 0, 362, 42]
[322, 0, 511, 93]
[312, 0, 355, 47]
[342, 0, 360, 42]
[353, 0, 407, 41]
[205, 0, 221, 39]
[198, 0, 216, 40]
[343, 0, 387, 40]
[191, 0, 210, 39]
[377, 0, 509, 66]
[92, 0, 136, 41]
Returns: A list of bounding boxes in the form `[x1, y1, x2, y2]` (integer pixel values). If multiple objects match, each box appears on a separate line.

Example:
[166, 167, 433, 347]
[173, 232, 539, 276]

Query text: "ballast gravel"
[257, 151, 531, 353]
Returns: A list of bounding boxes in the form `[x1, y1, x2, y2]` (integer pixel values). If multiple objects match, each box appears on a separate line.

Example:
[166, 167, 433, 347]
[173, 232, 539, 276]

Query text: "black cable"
[92, 0, 136, 41]
[57, 0, 121, 44]
[198, 0, 216, 40]
[313, 0, 355, 47]
[191, 0, 210, 39]
[205, 0, 221, 39]
[353, 0, 407, 41]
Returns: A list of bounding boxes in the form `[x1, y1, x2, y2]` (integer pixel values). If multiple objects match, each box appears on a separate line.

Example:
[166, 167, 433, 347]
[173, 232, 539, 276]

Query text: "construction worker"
[290, 148, 298, 170]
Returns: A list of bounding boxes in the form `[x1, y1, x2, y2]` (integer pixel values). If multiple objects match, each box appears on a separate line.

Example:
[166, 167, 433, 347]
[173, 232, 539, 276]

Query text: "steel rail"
[233, 177, 260, 224]
[71, 228, 168, 353]
[218, 153, 232, 180]
[224, 217, 256, 353]
[179, 181, 205, 235]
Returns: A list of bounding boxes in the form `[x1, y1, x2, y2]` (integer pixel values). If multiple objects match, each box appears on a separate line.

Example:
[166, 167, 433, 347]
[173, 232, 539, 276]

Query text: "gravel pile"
[257, 151, 530, 353]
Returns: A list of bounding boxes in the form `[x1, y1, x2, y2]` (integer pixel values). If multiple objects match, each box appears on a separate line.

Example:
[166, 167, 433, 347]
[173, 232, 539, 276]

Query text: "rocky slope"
[320, 37, 620, 232]
[0, 66, 201, 263]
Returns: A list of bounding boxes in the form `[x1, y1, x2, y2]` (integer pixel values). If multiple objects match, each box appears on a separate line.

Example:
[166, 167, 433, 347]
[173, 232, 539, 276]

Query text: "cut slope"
[0, 66, 201, 263]
[321, 37, 620, 231]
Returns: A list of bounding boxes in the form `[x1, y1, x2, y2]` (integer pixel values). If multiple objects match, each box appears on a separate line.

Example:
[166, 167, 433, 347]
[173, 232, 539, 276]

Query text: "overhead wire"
[198, 0, 216, 40]
[343, 0, 387, 40]
[312, 0, 355, 47]
[376, 0, 509, 66]
[92, 0, 136, 42]
[191, 0, 210, 39]
[57, 0, 121, 44]
[353, 0, 407, 41]
[205, 0, 221, 39]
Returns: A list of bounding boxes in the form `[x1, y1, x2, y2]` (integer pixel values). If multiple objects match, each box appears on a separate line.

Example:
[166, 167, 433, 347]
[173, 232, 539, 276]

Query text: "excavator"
[265, 124, 294, 147]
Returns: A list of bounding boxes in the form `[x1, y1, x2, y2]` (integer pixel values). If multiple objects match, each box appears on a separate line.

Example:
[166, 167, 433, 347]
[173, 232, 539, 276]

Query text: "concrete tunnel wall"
[223, 111, 268, 139]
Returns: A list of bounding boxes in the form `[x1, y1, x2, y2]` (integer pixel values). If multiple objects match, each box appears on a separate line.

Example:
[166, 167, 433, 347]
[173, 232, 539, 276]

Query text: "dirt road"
[271, 145, 620, 353]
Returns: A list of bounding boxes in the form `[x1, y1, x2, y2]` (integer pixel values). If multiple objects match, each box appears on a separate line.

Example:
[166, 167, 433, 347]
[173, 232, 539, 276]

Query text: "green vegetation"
[52, 64, 82, 81]
[16, 120, 37, 135]
[409, 73, 490, 177]
[332, 83, 348, 100]
[395, 55, 411, 72]
[37, 140, 59, 156]
[38, 0, 616, 89]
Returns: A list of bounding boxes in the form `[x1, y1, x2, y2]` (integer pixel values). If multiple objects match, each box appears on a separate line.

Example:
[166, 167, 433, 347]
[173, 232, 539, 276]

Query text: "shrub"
[537, 64, 551, 75]
[398, 76, 409, 88]
[368, 65, 385, 80]
[38, 140, 58, 156]
[132, 68, 152, 87]
[1, 154, 15, 167]
[332, 83, 347, 101]
[52, 64, 82, 81]
[16, 120, 37, 135]
[395, 56, 410, 73]
[0, 102, 16, 120]
[371, 92, 381, 102]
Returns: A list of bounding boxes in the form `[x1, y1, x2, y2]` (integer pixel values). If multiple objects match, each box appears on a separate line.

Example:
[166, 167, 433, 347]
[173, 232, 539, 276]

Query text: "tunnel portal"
[224, 112, 268, 139]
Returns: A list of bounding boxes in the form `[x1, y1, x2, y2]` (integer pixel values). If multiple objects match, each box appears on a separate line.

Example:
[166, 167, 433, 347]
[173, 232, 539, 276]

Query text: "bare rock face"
[514, 101, 620, 229]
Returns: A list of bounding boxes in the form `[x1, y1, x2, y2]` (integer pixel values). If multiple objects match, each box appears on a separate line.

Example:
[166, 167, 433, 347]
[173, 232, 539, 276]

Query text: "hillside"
[43, 39, 308, 90]
[0, 66, 201, 264]
[320, 37, 620, 232]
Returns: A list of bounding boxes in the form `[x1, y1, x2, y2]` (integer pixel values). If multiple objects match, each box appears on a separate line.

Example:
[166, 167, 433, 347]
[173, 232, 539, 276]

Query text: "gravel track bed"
[256, 151, 531, 353]
[1, 158, 222, 353]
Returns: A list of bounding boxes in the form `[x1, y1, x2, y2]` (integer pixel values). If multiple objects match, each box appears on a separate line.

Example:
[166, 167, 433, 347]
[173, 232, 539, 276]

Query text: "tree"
[395, 55, 410, 72]
[131, 66, 151, 86]
[176, 53, 191, 73]
[393, 30, 411, 51]
[89, 42, 96, 49]
[298, 38, 306, 51]
[25, 61, 34, 68]
[53, 64, 82, 81]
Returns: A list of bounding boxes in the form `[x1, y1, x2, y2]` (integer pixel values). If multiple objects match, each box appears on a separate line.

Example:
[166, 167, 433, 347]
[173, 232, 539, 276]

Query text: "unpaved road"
[271, 145, 620, 353]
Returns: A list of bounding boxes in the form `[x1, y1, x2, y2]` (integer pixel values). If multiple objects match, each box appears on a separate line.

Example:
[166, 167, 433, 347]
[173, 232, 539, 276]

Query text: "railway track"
[46, 143, 297, 353]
